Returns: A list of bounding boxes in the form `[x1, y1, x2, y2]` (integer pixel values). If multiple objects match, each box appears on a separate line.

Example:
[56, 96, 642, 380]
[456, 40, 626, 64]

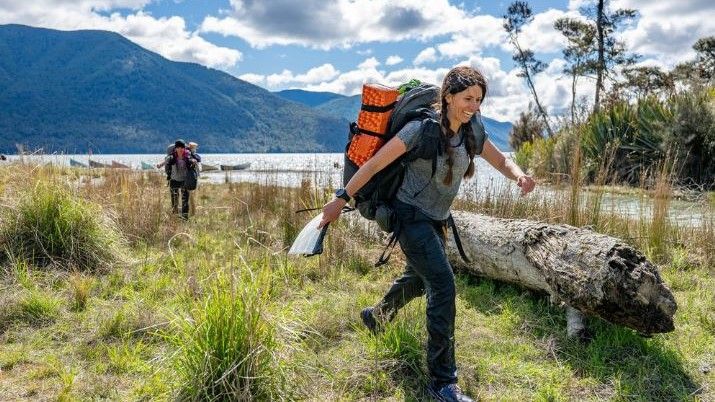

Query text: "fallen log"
[445, 211, 677, 336]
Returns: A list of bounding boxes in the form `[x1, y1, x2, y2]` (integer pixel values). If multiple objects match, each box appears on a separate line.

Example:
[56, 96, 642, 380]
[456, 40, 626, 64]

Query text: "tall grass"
[0, 180, 124, 272]
[83, 169, 172, 246]
[649, 158, 675, 260]
[568, 135, 582, 227]
[171, 266, 286, 401]
[67, 274, 93, 312]
[458, 155, 707, 266]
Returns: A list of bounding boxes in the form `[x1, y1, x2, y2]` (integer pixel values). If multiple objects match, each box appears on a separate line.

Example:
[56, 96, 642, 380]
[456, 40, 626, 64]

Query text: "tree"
[509, 105, 545, 151]
[580, 0, 638, 112]
[671, 36, 714, 89]
[504, 1, 555, 136]
[554, 17, 598, 124]
[693, 36, 715, 81]
[619, 66, 674, 99]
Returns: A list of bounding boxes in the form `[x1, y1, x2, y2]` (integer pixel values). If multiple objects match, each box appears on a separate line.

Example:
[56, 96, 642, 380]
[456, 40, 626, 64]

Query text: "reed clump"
[171, 267, 286, 401]
[0, 180, 125, 273]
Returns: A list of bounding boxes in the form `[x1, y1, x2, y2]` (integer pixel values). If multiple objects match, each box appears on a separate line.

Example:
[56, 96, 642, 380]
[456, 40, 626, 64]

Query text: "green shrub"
[529, 136, 558, 178]
[662, 88, 715, 188]
[172, 268, 285, 401]
[0, 182, 124, 272]
[514, 141, 534, 172]
[581, 98, 671, 184]
[514, 136, 558, 179]
[551, 126, 581, 176]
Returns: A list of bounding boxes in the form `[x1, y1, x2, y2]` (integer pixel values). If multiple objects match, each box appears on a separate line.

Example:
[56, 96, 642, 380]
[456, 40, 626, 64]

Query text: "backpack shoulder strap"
[471, 114, 488, 155]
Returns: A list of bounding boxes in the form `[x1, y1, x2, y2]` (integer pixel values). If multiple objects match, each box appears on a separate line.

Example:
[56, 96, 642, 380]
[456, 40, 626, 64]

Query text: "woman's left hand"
[516, 175, 536, 195]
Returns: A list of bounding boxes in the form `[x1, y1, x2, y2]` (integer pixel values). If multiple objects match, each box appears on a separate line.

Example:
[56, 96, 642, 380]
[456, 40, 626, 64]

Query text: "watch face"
[336, 189, 349, 201]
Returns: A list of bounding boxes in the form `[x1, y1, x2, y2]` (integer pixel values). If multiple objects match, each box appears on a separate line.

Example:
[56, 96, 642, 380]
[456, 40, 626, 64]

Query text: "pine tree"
[554, 17, 598, 124]
[503, 1, 555, 136]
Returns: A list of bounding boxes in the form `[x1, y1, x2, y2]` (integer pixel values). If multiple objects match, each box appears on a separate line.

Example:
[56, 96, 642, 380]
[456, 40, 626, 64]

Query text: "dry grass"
[0, 161, 712, 400]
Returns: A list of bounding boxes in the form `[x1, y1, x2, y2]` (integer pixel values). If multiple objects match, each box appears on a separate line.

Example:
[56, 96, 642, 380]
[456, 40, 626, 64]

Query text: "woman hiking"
[319, 66, 536, 402]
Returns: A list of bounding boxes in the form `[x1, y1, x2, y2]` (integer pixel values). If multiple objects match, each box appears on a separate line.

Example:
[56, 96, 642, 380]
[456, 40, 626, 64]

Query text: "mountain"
[0, 24, 348, 154]
[274, 89, 344, 107]
[480, 118, 513, 151]
[275, 89, 513, 151]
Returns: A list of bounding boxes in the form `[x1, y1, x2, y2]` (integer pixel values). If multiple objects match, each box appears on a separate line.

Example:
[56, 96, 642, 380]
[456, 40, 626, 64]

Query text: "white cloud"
[0, 1, 242, 68]
[358, 57, 380, 70]
[249, 55, 531, 121]
[414, 47, 438, 65]
[264, 64, 341, 87]
[433, 15, 505, 59]
[266, 70, 295, 87]
[385, 55, 403, 66]
[612, 0, 715, 66]
[516, 9, 573, 54]
[201, 0, 467, 49]
[238, 73, 265, 85]
[428, 9, 570, 64]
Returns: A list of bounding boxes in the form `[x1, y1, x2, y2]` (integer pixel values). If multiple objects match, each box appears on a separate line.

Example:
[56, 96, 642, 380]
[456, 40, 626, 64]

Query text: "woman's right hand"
[318, 198, 347, 229]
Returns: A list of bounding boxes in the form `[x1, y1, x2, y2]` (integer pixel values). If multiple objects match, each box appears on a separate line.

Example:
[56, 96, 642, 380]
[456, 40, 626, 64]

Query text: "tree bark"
[444, 211, 676, 335]
[594, 0, 606, 112]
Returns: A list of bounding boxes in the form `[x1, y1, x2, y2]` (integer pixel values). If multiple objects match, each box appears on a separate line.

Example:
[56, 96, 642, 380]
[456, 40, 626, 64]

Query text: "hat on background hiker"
[175, 139, 187, 148]
[188, 142, 198, 150]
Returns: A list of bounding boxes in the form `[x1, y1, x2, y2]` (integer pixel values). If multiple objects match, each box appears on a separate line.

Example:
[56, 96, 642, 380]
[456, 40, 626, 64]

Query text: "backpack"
[343, 83, 440, 227]
[342, 81, 487, 265]
[183, 166, 198, 191]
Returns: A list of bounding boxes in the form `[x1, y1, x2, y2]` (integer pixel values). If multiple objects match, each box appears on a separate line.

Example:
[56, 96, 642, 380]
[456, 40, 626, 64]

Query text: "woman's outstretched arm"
[480, 139, 536, 195]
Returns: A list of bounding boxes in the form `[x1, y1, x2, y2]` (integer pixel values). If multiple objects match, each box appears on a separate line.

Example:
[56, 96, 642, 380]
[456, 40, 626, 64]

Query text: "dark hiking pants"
[373, 199, 457, 387]
[169, 179, 190, 219]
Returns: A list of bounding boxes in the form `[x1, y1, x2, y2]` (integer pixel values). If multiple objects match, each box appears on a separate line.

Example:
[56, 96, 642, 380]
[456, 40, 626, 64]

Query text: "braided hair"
[436, 66, 487, 186]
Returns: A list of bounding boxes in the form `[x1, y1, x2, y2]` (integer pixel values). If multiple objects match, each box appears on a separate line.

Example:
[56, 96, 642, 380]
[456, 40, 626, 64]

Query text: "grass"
[0, 161, 713, 400]
[169, 266, 285, 401]
[0, 171, 124, 272]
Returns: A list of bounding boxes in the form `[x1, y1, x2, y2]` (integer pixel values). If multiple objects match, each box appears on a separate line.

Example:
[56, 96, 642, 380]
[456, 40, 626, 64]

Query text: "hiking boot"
[427, 383, 474, 402]
[360, 307, 380, 334]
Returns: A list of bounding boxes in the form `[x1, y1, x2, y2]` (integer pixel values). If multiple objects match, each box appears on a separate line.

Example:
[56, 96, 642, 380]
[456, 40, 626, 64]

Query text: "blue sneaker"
[360, 307, 380, 334]
[427, 383, 474, 402]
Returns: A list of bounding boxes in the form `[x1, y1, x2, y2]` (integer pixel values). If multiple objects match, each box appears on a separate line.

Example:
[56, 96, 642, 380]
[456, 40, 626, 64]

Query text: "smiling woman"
[319, 65, 535, 402]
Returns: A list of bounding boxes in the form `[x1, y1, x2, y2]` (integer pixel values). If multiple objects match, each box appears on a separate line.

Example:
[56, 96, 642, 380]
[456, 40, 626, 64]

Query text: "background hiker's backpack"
[183, 165, 198, 190]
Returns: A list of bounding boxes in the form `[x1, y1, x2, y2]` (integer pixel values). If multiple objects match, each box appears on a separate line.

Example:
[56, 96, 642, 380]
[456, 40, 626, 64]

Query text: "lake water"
[5, 153, 712, 226]
[7, 152, 513, 188]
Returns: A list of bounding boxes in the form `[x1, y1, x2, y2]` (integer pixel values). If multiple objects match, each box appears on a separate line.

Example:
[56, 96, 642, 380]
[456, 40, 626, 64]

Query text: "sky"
[0, 0, 713, 122]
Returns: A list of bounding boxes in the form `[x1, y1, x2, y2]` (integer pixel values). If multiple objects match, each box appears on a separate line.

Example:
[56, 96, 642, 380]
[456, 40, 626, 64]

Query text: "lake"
[5, 153, 712, 226]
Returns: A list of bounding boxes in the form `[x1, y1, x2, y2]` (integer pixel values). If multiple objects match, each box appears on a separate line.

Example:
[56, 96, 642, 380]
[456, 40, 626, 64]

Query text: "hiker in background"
[163, 139, 198, 220]
[187, 142, 202, 216]
[0, 154, 6, 161]
[188, 142, 202, 169]
[319, 66, 535, 402]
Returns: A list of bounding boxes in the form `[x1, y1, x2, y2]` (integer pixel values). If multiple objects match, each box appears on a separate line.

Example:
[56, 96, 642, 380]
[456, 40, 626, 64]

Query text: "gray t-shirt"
[167, 153, 188, 182]
[396, 120, 474, 221]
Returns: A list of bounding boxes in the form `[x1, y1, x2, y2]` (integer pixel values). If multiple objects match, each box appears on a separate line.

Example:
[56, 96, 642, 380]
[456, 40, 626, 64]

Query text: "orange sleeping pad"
[347, 83, 400, 166]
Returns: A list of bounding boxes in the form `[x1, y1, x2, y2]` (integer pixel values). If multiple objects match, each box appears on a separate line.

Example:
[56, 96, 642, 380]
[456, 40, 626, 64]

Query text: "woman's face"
[445, 85, 483, 127]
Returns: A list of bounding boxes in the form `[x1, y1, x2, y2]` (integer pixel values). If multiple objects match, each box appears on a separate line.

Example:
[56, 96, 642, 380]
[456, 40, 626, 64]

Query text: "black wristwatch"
[335, 188, 351, 203]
